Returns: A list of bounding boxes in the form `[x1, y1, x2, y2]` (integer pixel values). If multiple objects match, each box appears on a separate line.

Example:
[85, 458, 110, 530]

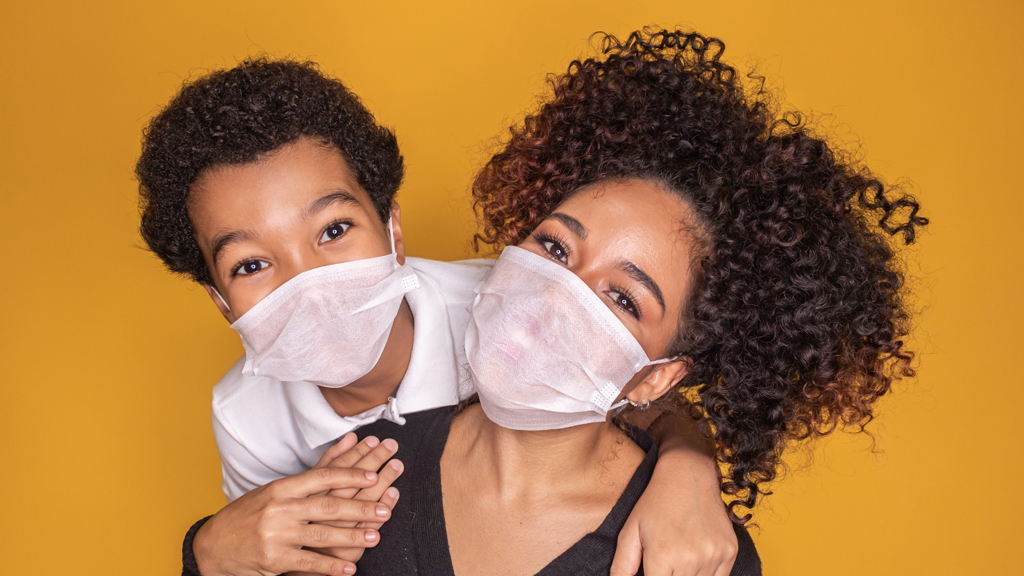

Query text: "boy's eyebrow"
[621, 261, 666, 313]
[548, 212, 588, 240]
[305, 191, 360, 218]
[212, 229, 257, 265]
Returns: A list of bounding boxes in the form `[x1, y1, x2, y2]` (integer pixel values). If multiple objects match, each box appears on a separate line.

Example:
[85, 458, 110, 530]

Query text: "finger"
[710, 549, 737, 576]
[357, 486, 399, 531]
[314, 433, 359, 469]
[351, 438, 399, 473]
[299, 494, 393, 524]
[326, 439, 399, 500]
[609, 524, 644, 576]
[323, 460, 403, 529]
[286, 548, 358, 576]
[277, 466, 379, 499]
[354, 459, 404, 503]
[328, 435, 382, 470]
[295, 523, 381, 550]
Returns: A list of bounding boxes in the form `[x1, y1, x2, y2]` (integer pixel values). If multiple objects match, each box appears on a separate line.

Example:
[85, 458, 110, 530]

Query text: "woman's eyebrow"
[304, 190, 360, 219]
[621, 261, 665, 312]
[548, 212, 588, 239]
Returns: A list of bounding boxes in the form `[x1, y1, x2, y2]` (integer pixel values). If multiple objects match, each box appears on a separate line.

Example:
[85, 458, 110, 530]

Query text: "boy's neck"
[318, 298, 415, 417]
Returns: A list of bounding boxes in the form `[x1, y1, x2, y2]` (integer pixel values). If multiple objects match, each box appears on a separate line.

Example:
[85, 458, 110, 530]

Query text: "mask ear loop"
[388, 216, 396, 254]
[610, 398, 630, 413]
[212, 287, 231, 312]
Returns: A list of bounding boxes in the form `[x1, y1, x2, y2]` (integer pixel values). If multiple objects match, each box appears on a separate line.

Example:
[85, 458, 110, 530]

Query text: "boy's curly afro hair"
[136, 57, 404, 285]
[473, 28, 927, 523]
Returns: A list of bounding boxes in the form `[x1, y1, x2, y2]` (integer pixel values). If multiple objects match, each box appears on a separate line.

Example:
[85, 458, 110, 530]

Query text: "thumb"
[610, 521, 643, 576]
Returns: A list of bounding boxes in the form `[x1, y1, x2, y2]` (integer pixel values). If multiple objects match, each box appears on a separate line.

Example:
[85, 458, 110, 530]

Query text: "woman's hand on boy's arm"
[610, 411, 737, 576]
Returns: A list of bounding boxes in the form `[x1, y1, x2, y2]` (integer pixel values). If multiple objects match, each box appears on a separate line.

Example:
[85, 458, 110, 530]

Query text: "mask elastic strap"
[388, 216, 396, 254]
[212, 287, 231, 312]
[646, 355, 681, 367]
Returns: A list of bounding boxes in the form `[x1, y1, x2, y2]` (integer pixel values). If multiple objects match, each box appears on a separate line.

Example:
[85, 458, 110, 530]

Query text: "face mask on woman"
[465, 246, 675, 430]
[229, 219, 420, 387]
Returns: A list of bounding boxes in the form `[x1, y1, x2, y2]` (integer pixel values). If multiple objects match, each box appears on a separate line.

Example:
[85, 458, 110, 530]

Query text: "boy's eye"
[541, 240, 568, 263]
[235, 259, 270, 276]
[320, 222, 351, 243]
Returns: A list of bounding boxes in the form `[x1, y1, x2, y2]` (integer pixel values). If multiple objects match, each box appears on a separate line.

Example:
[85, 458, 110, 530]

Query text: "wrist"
[191, 516, 221, 576]
[655, 443, 721, 487]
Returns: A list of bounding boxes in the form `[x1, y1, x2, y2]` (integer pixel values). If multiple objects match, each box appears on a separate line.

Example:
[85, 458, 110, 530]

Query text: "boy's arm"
[212, 406, 283, 501]
[612, 409, 738, 576]
[189, 435, 403, 576]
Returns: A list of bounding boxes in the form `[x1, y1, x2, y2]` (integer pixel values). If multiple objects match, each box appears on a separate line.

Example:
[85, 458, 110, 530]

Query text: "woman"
[354, 28, 924, 574]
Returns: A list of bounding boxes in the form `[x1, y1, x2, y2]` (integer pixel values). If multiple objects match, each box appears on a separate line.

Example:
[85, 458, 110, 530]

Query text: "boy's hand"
[192, 462, 391, 576]
[301, 434, 406, 565]
[610, 445, 737, 576]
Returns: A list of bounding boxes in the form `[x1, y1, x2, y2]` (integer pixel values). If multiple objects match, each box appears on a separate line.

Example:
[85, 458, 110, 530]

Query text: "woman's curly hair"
[472, 28, 927, 523]
[136, 58, 404, 285]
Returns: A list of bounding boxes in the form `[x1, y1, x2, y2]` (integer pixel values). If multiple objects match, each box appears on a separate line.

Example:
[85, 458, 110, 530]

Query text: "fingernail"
[383, 438, 398, 451]
[390, 460, 403, 471]
[365, 530, 379, 543]
[364, 470, 377, 480]
[387, 487, 399, 499]
[376, 504, 389, 518]
[365, 436, 380, 448]
[344, 566, 356, 575]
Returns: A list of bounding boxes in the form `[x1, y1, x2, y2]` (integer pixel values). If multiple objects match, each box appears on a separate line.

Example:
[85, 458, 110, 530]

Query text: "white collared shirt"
[211, 257, 493, 501]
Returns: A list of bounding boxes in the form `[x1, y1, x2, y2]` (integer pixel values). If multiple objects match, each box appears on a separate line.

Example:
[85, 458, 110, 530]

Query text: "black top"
[355, 406, 761, 576]
[181, 406, 761, 576]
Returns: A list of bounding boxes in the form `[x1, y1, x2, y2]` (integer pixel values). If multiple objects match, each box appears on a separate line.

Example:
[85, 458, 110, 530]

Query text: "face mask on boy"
[465, 246, 675, 431]
[229, 219, 420, 387]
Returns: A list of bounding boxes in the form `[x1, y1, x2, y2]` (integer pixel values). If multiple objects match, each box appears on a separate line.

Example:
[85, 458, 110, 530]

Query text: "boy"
[138, 58, 735, 576]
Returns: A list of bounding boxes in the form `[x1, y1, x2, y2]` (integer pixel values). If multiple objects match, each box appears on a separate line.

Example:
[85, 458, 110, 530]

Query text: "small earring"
[628, 399, 651, 410]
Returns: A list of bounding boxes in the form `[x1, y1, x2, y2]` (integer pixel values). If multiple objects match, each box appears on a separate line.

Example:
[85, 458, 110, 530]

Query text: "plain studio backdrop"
[1, 1, 1021, 574]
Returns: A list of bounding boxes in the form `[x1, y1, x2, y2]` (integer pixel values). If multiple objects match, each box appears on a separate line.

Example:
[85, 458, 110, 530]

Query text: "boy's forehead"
[187, 137, 377, 243]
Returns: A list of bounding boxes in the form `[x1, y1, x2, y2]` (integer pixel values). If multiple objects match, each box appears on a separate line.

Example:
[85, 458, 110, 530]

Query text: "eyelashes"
[532, 231, 571, 264]
[319, 219, 352, 244]
[231, 258, 269, 277]
[608, 283, 643, 320]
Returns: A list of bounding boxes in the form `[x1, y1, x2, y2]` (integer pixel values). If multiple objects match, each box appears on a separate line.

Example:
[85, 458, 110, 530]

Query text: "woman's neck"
[441, 404, 646, 576]
[445, 404, 642, 500]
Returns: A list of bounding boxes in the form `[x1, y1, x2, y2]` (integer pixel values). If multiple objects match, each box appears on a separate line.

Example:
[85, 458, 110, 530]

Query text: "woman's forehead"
[553, 179, 698, 301]
[556, 179, 695, 243]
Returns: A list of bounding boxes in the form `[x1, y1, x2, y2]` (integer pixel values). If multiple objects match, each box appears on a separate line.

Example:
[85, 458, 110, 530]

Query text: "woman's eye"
[235, 260, 270, 276]
[542, 240, 569, 263]
[320, 222, 351, 243]
[609, 290, 639, 318]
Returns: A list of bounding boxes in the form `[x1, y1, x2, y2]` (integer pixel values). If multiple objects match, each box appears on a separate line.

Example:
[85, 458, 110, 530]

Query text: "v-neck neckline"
[411, 409, 657, 576]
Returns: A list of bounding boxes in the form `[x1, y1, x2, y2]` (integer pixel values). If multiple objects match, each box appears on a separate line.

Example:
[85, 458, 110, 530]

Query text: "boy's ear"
[627, 358, 691, 406]
[390, 200, 407, 265]
[202, 283, 234, 323]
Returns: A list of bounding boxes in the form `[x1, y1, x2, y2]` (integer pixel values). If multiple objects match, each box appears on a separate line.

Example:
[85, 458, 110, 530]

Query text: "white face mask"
[465, 246, 674, 431]
[229, 220, 420, 387]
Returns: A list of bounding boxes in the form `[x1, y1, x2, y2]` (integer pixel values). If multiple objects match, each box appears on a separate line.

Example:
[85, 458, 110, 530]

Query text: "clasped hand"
[192, 432, 403, 576]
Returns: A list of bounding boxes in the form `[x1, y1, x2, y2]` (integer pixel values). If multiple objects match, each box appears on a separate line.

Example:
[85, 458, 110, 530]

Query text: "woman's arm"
[612, 409, 738, 576]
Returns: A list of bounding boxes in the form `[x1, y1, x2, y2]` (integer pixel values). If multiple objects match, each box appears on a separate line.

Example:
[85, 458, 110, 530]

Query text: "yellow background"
[1, 1, 1021, 574]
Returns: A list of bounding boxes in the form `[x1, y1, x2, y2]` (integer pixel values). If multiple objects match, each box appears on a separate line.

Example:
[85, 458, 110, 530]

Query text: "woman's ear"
[627, 358, 691, 406]
[202, 283, 235, 323]
[390, 201, 407, 265]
